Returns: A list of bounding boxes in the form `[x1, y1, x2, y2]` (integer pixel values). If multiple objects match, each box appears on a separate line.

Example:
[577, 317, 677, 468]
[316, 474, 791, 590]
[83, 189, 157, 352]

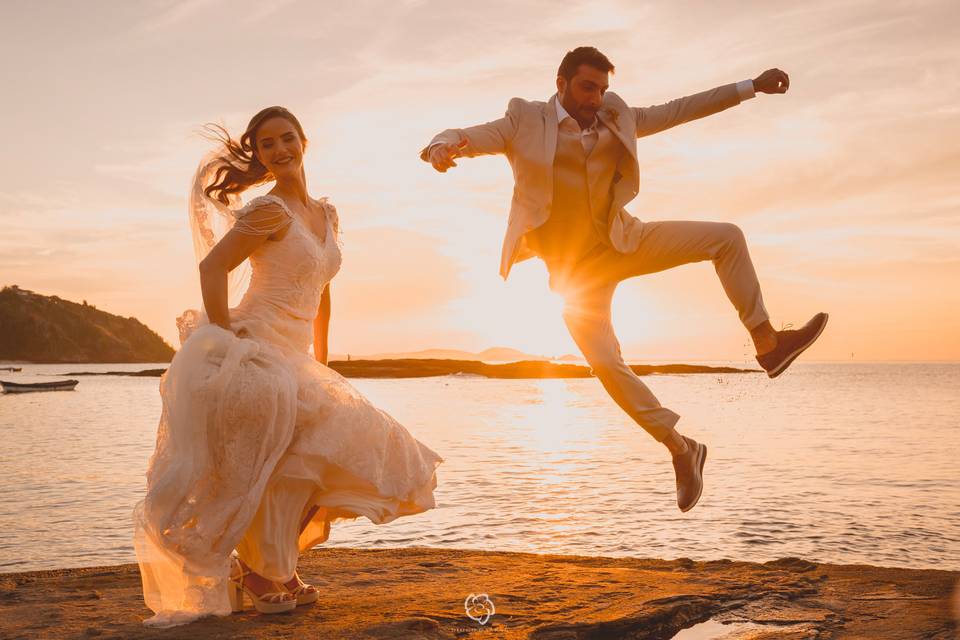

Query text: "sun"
[504, 266, 666, 360]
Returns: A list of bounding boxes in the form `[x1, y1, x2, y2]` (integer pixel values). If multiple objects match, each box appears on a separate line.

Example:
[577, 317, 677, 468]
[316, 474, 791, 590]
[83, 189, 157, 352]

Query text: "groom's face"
[557, 64, 609, 126]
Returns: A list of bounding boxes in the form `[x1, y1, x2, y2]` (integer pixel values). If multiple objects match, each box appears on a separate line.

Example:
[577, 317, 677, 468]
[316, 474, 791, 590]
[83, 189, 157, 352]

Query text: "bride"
[132, 106, 444, 627]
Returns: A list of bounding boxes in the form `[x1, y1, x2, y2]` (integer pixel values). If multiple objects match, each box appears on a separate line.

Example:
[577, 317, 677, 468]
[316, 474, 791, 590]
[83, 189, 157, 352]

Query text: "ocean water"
[0, 361, 957, 574]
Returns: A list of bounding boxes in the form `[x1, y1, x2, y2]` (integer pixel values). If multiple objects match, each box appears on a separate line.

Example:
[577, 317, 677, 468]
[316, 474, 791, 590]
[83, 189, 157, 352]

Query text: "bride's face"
[254, 117, 305, 177]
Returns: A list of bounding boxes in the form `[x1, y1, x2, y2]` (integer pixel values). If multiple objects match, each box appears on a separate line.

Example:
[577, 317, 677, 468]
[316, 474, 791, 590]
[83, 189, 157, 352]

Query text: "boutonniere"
[602, 107, 620, 130]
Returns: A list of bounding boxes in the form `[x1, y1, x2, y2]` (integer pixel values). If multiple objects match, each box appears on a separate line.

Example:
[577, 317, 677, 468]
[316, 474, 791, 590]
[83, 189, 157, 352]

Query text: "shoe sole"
[229, 569, 298, 614]
[767, 313, 829, 379]
[296, 590, 320, 606]
[230, 590, 297, 614]
[230, 592, 297, 614]
[680, 443, 707, 513]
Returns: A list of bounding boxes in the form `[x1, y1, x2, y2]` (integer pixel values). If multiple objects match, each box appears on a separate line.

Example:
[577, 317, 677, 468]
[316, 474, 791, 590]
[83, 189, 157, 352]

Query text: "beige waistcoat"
[525, 122, 625, 273]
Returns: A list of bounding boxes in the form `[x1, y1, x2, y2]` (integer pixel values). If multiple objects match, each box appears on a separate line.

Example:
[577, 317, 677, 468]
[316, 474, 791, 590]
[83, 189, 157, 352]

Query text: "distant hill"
[477, 347, 547, 362]
[0, 285, 175, 363]
[341, 347, 553, 362]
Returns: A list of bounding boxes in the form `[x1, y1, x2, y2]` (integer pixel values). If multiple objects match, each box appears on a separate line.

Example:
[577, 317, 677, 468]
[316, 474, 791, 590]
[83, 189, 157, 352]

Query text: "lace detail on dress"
[319, 199, 343, 249]
[232, 198, 292, 236]
[175, 309, 206, 347]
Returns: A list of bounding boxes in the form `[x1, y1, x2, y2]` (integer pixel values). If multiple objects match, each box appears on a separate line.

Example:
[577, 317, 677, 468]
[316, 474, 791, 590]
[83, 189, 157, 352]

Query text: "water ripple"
[1, 361, 958, 573]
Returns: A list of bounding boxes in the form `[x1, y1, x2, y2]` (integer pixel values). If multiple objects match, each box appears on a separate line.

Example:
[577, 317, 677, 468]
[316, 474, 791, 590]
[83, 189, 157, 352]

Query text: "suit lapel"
[598, 108, 637, 162]
[543, 94, 559, 167]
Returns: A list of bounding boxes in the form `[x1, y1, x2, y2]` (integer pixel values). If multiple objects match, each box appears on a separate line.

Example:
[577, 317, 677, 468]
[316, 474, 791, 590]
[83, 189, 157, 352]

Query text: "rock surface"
[0, 548, 956, 639]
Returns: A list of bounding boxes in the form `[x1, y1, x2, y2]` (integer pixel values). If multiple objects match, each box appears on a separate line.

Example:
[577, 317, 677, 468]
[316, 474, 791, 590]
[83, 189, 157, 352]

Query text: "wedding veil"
[175, 150, 253, 345]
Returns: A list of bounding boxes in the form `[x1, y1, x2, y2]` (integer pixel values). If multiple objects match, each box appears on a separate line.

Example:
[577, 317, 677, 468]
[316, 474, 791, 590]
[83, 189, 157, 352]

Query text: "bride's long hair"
[201, 106, 309, 205]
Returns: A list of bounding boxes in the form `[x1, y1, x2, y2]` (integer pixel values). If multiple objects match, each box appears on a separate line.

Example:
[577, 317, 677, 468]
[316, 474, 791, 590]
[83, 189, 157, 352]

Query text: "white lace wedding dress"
[132, 193, 443, 627]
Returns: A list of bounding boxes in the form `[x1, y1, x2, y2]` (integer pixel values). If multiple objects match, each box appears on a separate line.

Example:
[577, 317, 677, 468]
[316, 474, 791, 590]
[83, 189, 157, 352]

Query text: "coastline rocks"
[0, 548, 955, 639]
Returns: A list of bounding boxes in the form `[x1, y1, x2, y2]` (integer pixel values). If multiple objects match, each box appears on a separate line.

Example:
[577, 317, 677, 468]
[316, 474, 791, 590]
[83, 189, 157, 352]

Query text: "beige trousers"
[548, 220, 770, 442]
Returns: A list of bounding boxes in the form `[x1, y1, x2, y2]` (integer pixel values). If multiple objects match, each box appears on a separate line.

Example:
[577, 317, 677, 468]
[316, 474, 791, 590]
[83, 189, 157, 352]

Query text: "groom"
[420, 47, 827, 512]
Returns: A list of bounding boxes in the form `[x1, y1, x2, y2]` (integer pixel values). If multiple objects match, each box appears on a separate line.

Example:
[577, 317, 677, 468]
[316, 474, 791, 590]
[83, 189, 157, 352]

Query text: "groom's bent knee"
[716, 222, 746, 246]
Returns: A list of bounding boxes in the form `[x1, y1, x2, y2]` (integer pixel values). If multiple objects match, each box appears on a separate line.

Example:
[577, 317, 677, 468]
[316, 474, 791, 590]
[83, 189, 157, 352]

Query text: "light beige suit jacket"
[420, 83, 745, 279]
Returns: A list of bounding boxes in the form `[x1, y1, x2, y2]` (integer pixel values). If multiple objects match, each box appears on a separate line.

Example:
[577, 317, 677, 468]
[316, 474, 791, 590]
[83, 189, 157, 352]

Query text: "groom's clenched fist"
[429, 139, 468, 172]
[752, 68, 790, 94]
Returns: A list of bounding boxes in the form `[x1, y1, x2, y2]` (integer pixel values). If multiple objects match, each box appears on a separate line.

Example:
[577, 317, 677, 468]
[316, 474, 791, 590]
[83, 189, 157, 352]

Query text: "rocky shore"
[53, 360, 758, 380]
[0, 547, 955, 639]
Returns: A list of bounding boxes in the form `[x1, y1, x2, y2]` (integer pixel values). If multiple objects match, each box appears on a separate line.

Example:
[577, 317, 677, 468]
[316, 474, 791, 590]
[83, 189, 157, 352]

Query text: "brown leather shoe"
[672, 436, 707, 513]
[756, 312, 829, 378]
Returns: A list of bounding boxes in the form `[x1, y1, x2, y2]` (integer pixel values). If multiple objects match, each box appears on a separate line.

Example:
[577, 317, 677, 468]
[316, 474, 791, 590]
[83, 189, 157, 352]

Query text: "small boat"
[0, 379, 79, 393]
[0, 367, 22, 372]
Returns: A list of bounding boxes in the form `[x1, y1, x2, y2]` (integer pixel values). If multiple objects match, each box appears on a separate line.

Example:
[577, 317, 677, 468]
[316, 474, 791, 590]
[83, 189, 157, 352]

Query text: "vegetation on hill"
[0, 285, 174, 363]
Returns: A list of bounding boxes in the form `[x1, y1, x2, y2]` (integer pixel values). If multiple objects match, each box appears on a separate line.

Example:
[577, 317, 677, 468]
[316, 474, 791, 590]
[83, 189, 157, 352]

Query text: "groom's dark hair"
[558, 46, 615, 81]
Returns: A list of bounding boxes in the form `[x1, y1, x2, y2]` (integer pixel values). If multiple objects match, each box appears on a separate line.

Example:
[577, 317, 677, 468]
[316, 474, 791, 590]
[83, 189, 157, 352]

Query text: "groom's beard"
[561, 94, 599, 127]
[574, 107, 599, 130]
[579, 106, 599, 121]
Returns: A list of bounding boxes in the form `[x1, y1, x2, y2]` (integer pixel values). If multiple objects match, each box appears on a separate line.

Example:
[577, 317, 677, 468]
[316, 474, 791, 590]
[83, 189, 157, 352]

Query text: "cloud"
[127, 0, 226, 37]
[1, 0, 958, 358]
[334, 225, 465, 317]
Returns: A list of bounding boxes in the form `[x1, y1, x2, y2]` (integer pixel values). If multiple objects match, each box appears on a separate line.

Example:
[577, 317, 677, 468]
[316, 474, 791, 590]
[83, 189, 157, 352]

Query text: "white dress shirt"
[555, 99, 602, 154]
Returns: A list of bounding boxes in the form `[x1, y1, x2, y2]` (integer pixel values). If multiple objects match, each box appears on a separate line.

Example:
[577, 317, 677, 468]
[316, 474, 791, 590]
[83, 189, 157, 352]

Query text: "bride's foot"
[284, 570, 320, 606]
[229, 558, 297, 614]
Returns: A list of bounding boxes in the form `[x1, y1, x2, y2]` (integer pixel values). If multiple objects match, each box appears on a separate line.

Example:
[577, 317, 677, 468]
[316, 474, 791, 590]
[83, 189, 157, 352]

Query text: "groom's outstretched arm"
[420, 98, 523, 172]
[633, 68, 789, 138]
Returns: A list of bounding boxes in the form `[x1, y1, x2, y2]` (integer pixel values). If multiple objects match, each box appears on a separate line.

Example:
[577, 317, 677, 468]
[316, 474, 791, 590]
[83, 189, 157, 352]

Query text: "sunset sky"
[1, 0, 958, 361]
